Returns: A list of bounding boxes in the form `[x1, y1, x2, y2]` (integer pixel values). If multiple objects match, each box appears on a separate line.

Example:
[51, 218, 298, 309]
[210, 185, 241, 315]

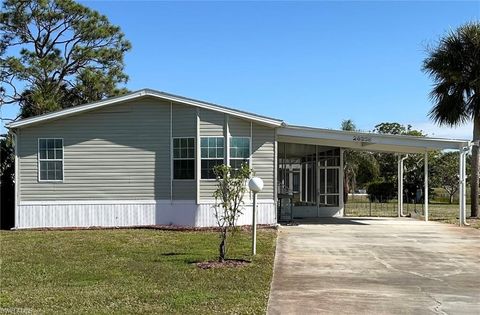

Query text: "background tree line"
[0, 0, 131, 228]
[343, 120, 471, 207]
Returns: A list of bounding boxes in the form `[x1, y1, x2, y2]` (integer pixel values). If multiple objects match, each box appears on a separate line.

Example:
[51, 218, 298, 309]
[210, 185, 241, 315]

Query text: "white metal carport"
[277, 125, 471, 226]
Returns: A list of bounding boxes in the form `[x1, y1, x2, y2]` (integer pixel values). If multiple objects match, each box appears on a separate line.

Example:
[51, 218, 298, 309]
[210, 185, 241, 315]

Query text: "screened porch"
[277, 143, 343, 221]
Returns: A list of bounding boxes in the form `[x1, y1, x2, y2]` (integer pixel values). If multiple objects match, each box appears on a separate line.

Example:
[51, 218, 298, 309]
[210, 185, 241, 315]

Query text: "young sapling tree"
[212, 163, 252, 262]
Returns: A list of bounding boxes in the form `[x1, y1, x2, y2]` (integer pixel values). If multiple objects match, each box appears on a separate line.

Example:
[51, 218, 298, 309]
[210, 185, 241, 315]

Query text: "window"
[173, 138, 195, 179]
[201, 137, 224, 179]
[229, 137, 250, 171]
[38, 138, 63, 181]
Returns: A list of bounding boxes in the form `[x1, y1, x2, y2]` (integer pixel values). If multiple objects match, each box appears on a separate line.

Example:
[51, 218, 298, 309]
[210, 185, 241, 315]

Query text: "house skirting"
[15, 200, 276, 229]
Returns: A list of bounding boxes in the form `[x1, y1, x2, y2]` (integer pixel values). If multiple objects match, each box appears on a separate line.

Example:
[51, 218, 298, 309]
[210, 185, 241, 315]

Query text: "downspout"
[424, 151, 429, 222]
[460, 144, 471, 226]
[397, 154, 408, 217]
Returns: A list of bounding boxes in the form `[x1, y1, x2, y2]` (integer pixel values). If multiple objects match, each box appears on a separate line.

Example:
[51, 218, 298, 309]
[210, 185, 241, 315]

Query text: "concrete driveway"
[267, 218, 480, 315]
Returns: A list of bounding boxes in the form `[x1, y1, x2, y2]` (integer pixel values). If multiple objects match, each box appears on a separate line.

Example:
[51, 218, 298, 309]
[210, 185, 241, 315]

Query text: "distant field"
[345, 195, 480, 229]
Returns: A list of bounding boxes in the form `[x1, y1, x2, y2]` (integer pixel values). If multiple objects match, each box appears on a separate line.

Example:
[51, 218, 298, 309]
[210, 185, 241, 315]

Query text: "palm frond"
[423, 21, 480, 126]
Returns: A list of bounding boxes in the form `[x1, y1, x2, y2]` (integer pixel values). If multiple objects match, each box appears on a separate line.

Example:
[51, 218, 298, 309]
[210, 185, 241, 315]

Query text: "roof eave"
[7, 89, 284, 129]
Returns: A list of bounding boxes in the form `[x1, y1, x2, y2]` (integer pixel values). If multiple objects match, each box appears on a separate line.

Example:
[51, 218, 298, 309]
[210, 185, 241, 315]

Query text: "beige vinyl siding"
[17, 98, 276, 203]
[199, 109, 224, 136]
[252, 124, 275, 200]
[172, 181, 196, 200]
[172, 104, 196, 137]
[18, 98, 171, 201]
[199, 180, 218, 200]
[172, 104, 197, 200]
[229, 116, 250, 137]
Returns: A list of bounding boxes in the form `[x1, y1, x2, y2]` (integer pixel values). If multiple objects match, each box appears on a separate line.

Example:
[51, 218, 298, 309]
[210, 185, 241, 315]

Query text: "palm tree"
[423, 22, 480, 217]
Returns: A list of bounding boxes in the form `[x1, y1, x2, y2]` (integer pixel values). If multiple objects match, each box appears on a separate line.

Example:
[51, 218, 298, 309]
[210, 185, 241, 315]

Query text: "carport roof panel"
[277, 125, 470, 153]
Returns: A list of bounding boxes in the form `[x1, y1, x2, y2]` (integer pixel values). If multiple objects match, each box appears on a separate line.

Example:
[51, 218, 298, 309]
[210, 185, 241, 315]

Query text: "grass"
[345, 195, 480, 229]
[0, 228, 277, 314]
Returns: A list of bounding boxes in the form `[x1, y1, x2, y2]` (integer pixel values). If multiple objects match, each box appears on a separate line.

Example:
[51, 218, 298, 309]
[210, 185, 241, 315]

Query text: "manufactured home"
[7, 89, 470, 229]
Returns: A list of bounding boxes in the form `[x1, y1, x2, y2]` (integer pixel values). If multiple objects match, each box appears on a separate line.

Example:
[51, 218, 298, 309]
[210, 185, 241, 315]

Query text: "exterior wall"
[18, 98, 171, 201]
[197, 115, 276, 202]
[199, 109, 224, 136]
[252, 124, 275, 200]
[15, 97, 277, 228]
[229, 116, 250, 137]
[198, 109, 225, 200]
[172, 104, 197, 200]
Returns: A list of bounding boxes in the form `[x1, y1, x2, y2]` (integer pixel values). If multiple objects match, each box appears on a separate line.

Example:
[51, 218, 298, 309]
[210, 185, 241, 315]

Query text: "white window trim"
[37, 138, 64, 183]
[172, 136, 196, 181]
[229, 136, 252, 169]
[200, 136, 226, 180]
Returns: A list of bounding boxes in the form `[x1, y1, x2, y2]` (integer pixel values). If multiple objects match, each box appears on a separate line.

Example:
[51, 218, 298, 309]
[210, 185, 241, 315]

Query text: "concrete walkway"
[267, 218, 480, 315]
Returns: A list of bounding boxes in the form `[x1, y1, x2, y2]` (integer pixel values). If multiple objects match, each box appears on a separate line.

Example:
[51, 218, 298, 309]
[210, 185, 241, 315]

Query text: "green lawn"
[0, 228, 277, 314]
[345, 195, 480, 229]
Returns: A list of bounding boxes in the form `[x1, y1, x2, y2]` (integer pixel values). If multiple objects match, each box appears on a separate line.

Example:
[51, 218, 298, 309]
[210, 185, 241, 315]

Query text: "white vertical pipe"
[316, 146, 320, 216]
[424, 152, 429, 222]
[13, 131, 19, 229]
[400, 158, 404, 216]
[459, 149, 469, 226]
[196, 108, 200, 204]
[339, 148, 344, 216]
[459, 150, 464, 226]
[462, 151, 468, 225]
[289, 164, 294, 193]
[305, 161, 308, 203]
[299, 162, 303, 202]
[398, 155, 407, 217]
[170, 102, 173, 202]
[397, 155, 401, 218]
[273, 137, 278, 222]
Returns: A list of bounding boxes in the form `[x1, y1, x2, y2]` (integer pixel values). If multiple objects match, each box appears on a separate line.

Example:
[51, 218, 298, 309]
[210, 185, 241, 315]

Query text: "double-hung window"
[201, 137, 225, 179]
[229, 137, 250, 171]
[173, 138, 195, 179]
[38, 138, 64, 181]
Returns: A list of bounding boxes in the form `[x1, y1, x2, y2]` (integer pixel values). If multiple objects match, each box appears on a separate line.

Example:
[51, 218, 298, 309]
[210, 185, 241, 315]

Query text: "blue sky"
[2, 1, 479, 139]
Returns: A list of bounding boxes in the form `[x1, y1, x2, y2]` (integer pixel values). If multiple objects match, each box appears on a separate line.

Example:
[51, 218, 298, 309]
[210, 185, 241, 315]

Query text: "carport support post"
[397, 155, 401, 217]
[459, 148, 467, 226]
[459, 150, 464, 226]
[424, 152, 429, 222]
[397, 155, 406, 217]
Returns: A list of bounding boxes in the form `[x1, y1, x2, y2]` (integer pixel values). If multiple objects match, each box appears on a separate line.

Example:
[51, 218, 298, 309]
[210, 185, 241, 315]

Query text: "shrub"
[367, 181, 396, 202]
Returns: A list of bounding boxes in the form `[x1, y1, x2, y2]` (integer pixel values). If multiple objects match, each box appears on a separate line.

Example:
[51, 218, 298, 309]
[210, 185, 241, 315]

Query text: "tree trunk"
[343, 171, 349, 204]
[471, 115, 480, 218]
[449, 193, 453, 204]
[219, 229, 227, 262]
